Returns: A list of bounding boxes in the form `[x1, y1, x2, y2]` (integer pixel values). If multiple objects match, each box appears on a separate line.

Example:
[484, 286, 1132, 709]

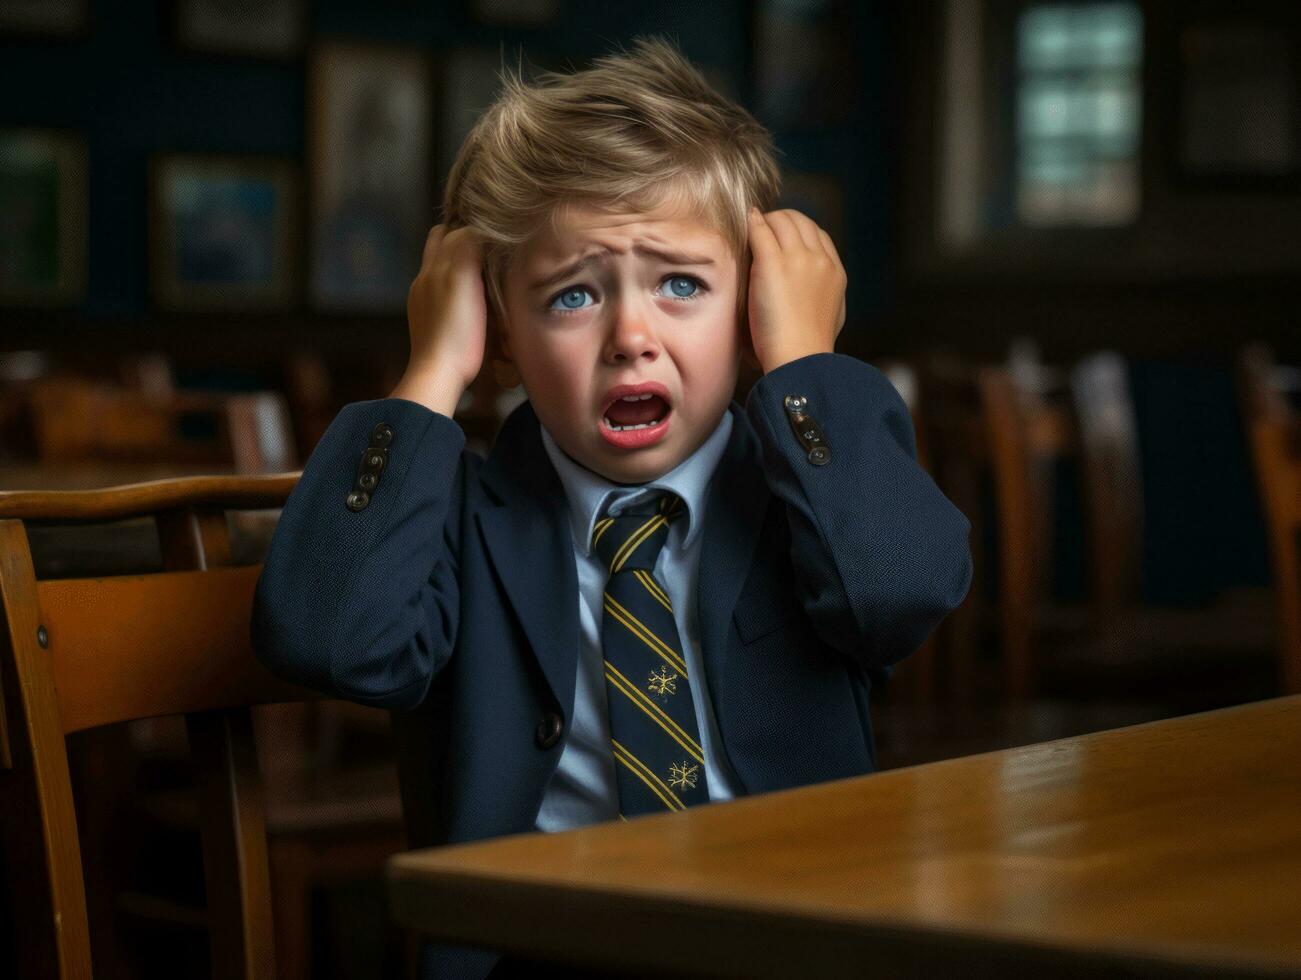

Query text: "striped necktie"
[592, 491, 710, 818]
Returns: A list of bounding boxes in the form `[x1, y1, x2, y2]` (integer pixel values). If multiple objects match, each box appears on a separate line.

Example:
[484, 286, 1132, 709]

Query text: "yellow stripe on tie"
[612, 515, 667, 572]
[610, 514, 662, 568]
[592, 517, 615, 547]
[604, 661, 705, 764]
[634, 569, 673, 612]
[618, 814, 629, 822]
[603, 594, 688, 676]
[611, 739, 683, 811]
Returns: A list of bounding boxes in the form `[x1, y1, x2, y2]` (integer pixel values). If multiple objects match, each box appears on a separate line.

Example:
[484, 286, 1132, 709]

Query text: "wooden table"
[388, 696, 1301, 979]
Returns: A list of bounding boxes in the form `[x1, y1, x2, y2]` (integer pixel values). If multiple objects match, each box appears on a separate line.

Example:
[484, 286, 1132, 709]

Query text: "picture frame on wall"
[173, 0, 306, 59]
[752, 0, 855, 130]
[1173, 16, 1300, 189]
[0, 128, 87, 307]
[308, 40, 433, 314]
[0, 0, 87, 36]
[149, 153, 300, 312]
[436, 45, 564, 192]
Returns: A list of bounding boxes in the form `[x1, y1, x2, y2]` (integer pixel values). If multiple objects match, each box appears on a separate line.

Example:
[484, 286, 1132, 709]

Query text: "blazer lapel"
[696, 404, 769, 774]
[476, 402, 581, 723]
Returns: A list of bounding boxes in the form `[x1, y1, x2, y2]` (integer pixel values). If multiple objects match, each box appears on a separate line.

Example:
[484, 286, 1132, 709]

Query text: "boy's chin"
[589, 449, 680, 486]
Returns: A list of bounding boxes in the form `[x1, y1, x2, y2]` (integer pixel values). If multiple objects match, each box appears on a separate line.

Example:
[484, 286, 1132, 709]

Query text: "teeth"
[619, 393, 654, 401]
[604, 417, 664, 432]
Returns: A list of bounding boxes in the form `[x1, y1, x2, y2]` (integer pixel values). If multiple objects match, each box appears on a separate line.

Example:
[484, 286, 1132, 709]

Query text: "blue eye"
[550, 286, 593, 312]
[546, 275, 708, 315]
[664, 275, 698, 299]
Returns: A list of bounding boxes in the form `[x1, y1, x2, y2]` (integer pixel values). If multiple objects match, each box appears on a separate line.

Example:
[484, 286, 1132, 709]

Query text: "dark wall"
[0, 0, 753, 321]
[0, 1, 1277, 602]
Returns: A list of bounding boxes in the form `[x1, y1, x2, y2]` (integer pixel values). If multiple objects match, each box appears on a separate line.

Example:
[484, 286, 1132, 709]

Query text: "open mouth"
[599, 389, 672, 448]
[601, 392, 671, 432]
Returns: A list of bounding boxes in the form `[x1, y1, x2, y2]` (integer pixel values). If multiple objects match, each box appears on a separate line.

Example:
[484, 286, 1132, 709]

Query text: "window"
[1015, 3, 1143, 226]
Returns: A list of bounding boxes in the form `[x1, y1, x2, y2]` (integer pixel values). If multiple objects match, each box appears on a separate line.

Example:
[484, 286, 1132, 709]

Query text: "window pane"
[1016, 2, 1143, 226]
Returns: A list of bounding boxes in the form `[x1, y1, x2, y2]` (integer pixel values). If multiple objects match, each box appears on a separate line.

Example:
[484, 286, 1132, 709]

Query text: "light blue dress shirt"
[534, 409, 743, 831]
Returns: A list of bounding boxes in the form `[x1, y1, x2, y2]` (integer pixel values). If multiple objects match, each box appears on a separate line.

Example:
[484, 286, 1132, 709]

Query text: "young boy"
[252, 36, 971, 979]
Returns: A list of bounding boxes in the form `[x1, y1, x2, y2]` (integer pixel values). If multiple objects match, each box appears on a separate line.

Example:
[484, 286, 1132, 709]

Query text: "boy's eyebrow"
[529, 244, 716, 292]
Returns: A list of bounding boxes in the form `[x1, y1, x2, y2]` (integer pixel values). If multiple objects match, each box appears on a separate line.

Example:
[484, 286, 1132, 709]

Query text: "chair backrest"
[1069, 351, 1144, 621]
[0, 474, 313, 980]
[20, 378, 297, 474]
[1236, 344, 1301, 693]
[977, 361, 1078, 699]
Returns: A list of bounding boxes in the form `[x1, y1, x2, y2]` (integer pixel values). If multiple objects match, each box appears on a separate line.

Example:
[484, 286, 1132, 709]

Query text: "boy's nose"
[604, 307, 660, 363]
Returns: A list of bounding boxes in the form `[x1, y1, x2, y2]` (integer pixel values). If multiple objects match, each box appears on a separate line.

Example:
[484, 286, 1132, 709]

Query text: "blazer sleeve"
[250, 396, 469, 711]
[743, 352, 973, 671]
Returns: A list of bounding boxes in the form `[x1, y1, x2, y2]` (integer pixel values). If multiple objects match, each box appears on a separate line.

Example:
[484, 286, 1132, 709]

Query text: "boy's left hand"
[744, 207, 847, 374]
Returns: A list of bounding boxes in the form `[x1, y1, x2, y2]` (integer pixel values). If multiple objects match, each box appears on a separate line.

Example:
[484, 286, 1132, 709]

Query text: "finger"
[422, 224, 446, 265]
[816, 226, 845, 277]
[780, 208, 824, 252]
[747, 207, 778, 259]
[764, 209, 810, 253]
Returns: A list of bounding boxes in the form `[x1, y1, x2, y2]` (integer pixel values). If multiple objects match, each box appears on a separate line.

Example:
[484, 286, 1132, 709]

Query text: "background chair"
[1238, 344, 1301, 693]
[976, 348, 1276, 707]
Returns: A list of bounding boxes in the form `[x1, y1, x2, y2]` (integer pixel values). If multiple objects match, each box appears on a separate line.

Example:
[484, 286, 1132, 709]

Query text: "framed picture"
[752, 0, 854, 130]
[436, 46, 564, 193]
[0, 128, 87, 307]
[0, 0, 86, 36]
[149, 153, 300, 312]
[308, 40, 433, 314]
[437, 47, 510, 194]
[1173, 17, 1300, 189]
[172, 0, 306, 59]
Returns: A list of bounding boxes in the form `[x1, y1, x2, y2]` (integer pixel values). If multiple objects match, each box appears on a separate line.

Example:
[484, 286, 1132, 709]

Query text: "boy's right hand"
[390, 223, 488, 416]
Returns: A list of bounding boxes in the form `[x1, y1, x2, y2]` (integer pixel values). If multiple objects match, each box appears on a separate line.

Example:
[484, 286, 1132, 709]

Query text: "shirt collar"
[539, 407, 734, 557]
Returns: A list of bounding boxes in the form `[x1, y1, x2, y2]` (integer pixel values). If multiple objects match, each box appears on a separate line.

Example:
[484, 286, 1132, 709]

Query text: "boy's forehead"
[522, 201, 729, 265]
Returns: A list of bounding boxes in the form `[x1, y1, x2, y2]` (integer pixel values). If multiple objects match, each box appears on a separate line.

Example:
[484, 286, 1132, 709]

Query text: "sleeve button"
[808, 446, 831, 465]
[371, 423, 393, 447]
[346, 491, 370, 511]
[358, 473, 377, 490]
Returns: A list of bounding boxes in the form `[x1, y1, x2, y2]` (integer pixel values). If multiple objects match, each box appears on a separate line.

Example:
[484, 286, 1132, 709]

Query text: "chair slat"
[39, 565, 318, 734]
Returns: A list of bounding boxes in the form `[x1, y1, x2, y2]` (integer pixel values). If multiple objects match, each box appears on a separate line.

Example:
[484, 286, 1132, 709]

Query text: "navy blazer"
[251, 352, 972, 977]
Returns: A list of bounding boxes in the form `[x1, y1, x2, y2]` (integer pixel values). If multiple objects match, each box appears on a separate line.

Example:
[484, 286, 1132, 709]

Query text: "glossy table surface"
[388, 695, 1301, 978]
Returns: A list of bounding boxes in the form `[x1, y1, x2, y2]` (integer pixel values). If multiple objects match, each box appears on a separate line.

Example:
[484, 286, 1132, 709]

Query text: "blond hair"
[441, 35, 782, 384]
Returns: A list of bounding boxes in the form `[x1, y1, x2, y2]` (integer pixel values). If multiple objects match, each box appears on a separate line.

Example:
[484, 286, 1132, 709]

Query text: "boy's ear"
[488, 306, 522, 389]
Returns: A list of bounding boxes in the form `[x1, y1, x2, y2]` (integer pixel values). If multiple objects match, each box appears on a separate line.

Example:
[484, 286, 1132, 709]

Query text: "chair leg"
[268, 839, 314, 980]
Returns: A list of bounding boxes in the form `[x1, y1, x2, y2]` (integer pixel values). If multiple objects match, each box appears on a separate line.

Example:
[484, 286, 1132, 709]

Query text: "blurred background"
[2, 1, 1299, 978]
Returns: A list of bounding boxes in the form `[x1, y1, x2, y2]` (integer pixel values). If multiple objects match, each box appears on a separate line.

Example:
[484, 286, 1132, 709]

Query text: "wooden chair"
[0, 475, 307, 978]
[20, 377, 296, 475]
[978, 350, 1276, 705]
[0, 477, 413, 979]
[1238, 345, 1301, 693]
[914, 354, 990, 705]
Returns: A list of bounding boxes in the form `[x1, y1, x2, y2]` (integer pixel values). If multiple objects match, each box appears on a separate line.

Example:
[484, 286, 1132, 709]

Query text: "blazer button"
[371, 422, 394, 448]
[346, 491, 370, 511]
[535, 712, 564, 749]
